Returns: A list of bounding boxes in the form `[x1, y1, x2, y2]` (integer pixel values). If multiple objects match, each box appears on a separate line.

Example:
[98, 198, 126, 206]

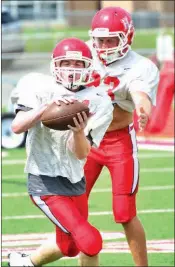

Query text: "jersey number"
[104, 76, 120, 100]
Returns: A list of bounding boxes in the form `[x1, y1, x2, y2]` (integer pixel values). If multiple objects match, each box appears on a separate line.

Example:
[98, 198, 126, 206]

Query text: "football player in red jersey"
[8, 38, 113, 267]
[80, 6, 160, 266]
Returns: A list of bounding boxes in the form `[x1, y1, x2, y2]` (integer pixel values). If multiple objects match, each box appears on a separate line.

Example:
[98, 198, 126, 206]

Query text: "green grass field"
[2, 148, 174, 266]
[22, 27, 174, 52]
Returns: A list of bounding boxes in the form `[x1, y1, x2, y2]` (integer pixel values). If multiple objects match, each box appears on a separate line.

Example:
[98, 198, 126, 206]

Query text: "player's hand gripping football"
[67, 112, 88, 132]
[138, 107, 149, 132]
[36, 97, 76, 121]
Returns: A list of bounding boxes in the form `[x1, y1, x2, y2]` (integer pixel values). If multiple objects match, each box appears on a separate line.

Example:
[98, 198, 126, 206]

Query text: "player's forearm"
[131, 92, 152, 117]
[135, 97, 152, 117]
[70, 131, 91, 160]
[12, 110, 40, 134]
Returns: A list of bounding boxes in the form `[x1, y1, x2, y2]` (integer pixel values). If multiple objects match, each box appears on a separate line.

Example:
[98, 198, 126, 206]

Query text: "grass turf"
[2, 148, 174, 266]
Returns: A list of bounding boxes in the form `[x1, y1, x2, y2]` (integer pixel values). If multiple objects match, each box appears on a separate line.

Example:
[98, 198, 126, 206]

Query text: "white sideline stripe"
[2, 167, 174, 180]
[2, 185, 174, 197]
[2, 209, 174, 220]
[2, 153, 174, 165]
[2, 232, 125, 244]
[2, 238, 174, 260]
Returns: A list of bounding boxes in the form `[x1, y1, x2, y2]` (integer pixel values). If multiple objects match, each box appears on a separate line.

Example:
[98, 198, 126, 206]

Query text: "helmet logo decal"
[66, 51, 82, 58]
[121, 16, 130, 31]
[93, 28, 109, 37]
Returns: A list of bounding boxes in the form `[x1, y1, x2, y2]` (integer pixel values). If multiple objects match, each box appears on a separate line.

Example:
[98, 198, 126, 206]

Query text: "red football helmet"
[89, 7, 135, 65]
[51, 37, 98, 90]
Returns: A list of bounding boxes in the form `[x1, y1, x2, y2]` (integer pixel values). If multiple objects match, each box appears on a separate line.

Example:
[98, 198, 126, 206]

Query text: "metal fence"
[2, 0, 174, 28]
[1, 48, 157, 61]
[132, 12, 174, 29]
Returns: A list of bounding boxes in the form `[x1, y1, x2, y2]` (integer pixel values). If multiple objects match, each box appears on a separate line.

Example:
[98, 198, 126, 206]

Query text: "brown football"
[41, 101, 90, 131]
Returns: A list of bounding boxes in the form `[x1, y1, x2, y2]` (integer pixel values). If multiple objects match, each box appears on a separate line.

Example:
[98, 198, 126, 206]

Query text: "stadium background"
[1, 1, 174, 266]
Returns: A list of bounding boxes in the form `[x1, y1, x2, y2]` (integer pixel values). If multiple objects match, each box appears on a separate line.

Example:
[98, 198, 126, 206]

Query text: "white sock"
[23, 255, 34, 266]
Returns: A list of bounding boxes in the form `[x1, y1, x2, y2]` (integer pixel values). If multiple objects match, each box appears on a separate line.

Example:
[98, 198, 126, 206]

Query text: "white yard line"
[2, 167, 174, 180]
[2, 151, 9, 158]
[2, 209, 174, 220]
[2, 185, 174, 198]
[2, 153, 174, 165]
[141, 167, 173, 172]
[138, 144, 174, 152]
[2, 159, 26, 165]
[138, 153, 174, 158]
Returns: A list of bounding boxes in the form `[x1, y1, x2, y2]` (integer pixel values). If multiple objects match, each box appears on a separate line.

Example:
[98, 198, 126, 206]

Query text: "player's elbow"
[76, 150, 90, 160]
[76, 154, 87, 160]
[75, 145, 91, 160]
[11, 121, 24, 134]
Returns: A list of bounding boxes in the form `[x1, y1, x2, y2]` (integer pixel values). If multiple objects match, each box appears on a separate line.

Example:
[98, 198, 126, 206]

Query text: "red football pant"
[84, 123, 139, 223]
[30, 194, 102, 257]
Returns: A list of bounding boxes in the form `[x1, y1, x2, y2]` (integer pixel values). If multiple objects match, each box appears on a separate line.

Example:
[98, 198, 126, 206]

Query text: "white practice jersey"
[11, 72, 113, 183]
[86, 40, 160, 112]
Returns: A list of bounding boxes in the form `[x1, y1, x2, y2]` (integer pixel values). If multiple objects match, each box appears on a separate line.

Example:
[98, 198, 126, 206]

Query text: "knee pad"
[72, 222, 102, 257]
[113, 194, 137, 223]
[57, 234, 80, 257]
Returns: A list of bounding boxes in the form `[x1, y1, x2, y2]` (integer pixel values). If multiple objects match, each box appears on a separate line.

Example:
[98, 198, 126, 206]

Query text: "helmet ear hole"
[128, 32, 134, 45]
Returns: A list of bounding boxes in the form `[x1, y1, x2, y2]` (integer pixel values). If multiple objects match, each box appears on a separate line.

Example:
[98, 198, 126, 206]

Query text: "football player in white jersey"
[8, 38, 113, 267]
[80, 6, 160, 267]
